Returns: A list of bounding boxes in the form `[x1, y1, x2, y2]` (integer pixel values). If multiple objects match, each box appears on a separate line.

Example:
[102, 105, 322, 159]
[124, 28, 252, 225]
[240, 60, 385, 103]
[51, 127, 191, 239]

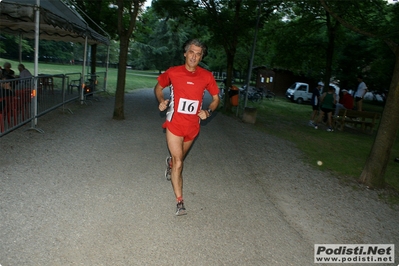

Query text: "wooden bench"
[333, 109, 381, 133]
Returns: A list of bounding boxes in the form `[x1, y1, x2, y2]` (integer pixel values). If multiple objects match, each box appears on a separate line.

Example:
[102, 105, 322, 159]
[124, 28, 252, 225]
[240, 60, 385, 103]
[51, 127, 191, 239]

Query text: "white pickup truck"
[285, 82, 340, 104]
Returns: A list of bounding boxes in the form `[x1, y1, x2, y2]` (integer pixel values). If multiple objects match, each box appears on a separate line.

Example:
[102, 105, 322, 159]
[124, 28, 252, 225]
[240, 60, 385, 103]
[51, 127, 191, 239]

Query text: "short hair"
[183, 39, 208, 58]
[3, 62, 11, 68]
[328, 85, 335, 91]
[357, 75, 363, 79]
[18, 64, 25, 69]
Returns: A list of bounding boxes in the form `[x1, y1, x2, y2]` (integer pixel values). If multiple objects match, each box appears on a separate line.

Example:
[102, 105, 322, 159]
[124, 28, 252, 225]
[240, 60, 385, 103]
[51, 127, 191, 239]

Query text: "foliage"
[0, 34, 34, 59]
[265, 2, 331, 74]
[330, 1, 398, 92]
[337, 34, 395, 92]
[71, 0, 119, 39]
[1, 0, 397, 97]
[36, 40, 74, 63]
[69, 41, 119, 64]
[130, 7, 191, 71]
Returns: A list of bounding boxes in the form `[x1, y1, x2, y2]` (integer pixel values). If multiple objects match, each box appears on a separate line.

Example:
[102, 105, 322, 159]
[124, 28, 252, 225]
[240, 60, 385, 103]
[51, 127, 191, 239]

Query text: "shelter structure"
[0, 0, 109, 46]
[0, 0, 110, 133]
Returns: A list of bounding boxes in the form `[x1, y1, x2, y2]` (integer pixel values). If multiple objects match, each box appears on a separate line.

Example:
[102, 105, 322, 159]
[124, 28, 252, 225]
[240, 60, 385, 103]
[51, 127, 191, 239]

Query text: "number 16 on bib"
[177, 98, 199, 115]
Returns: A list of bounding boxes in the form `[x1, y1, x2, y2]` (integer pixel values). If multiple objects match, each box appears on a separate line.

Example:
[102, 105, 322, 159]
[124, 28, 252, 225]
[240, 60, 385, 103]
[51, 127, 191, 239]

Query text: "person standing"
[354, 75, 368, 111]
[309, 82, 323, 126]
[154, 39, 220, 216]
[314, 85, 337, 131]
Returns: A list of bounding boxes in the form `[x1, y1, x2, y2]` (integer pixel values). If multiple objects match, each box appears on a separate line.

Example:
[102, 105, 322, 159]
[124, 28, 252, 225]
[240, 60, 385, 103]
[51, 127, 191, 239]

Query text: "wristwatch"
[207, 108, 213, 116]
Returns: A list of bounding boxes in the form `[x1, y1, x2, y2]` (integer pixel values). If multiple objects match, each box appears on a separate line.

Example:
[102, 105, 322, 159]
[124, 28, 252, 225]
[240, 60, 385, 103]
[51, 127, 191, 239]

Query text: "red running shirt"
[157, 65, 219, 127]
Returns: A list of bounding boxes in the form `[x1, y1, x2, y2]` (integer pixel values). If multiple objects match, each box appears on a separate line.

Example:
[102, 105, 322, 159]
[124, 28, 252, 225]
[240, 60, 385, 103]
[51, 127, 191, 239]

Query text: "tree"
[113, 0, 146, 119]
[131, 7, 192, 71]
[258, 1, 349, 87]
[0, 34, 34, 60]
[37, 40, 74, 63]
[257, 1, 394, 94]
[320, 0, 399, 188]
[73, 0, 118, 74]
[72, 0, 147, 120]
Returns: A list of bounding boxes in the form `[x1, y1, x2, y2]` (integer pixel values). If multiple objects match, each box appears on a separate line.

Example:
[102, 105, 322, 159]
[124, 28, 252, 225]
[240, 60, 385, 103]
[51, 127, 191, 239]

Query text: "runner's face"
[184, 44, 203, 71]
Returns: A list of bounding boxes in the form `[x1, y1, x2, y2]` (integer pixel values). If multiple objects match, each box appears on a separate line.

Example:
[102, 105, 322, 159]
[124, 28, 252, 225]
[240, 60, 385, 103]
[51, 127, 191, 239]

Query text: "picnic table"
[333, 109, 381, 133]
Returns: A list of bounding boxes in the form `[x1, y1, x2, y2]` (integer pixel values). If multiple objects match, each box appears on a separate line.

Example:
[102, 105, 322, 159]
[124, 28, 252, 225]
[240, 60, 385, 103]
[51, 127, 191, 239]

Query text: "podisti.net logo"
[314, 244, 395, 263]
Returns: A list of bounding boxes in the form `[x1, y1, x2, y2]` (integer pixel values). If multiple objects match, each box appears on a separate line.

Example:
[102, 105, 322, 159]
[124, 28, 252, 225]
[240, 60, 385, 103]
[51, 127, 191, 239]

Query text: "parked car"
[285, 82, 340, 104]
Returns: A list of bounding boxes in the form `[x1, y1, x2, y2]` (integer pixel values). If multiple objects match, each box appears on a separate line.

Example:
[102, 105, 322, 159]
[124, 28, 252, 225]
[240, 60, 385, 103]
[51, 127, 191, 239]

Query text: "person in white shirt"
[354, 75, 368, 111]
[17, 64, 32, 90]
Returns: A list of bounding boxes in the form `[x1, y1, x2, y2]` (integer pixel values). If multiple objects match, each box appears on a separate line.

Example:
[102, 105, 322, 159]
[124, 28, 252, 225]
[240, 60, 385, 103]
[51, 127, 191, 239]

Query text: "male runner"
[154, 39, 220, 216]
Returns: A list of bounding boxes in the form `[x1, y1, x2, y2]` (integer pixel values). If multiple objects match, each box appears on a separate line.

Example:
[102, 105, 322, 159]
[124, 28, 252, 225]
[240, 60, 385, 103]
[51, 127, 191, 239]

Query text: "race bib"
[177, 98, 199, 115]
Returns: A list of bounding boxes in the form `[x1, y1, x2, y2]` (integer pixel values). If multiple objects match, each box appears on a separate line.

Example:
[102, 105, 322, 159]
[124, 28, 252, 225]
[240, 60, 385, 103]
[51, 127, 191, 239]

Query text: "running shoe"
[165, 156, 172, 181]
[314, 125, 318, 129]
[175, 201, 187, 216]
[166, 156, 172, 168]
[327, 127, 334, 132]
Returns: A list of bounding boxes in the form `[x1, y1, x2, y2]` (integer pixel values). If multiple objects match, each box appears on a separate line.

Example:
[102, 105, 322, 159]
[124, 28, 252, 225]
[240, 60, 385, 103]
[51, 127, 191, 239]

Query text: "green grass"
[4, 58, 399, 197]
[243, 97, 399, 193]
[1, 58, 159, 93]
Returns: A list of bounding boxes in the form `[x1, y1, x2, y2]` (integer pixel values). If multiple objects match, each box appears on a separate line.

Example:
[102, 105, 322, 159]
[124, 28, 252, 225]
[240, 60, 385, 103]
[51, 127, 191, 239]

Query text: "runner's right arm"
[154, 82, 169, 111]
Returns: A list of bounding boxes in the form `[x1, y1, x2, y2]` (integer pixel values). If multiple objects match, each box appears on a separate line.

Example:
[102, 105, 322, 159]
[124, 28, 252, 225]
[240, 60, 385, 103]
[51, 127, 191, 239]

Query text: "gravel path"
[0, 89, 398, 265]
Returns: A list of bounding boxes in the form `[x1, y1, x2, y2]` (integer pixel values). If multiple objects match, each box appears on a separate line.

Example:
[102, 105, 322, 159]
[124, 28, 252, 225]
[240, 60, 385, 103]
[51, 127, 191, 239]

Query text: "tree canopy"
[2, 0, 396, 95]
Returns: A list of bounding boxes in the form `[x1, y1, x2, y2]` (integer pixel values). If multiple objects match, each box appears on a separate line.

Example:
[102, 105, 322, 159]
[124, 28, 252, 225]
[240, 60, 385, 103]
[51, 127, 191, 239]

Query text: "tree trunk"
[324, 12, 338, 89]
[112, 0, 140, 120]
[359, 46, 399, 188]
[113, 36, 129, 120]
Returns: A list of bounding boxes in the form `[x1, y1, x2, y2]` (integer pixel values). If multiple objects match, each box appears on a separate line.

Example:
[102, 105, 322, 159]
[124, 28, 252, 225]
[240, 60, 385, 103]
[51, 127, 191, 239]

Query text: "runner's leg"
[166, 129, 194, 200]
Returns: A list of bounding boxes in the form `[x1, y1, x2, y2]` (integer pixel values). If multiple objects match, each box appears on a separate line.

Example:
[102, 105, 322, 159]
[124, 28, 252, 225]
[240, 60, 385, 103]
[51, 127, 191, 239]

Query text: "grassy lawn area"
[1, 58, 158, 93]
[241, 97, 399, 195]
[3, 58, 398, 199]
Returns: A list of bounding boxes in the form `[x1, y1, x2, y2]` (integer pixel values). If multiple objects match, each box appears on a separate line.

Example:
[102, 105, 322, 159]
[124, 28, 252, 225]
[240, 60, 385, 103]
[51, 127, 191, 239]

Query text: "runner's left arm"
[198, 94, 220, 120]
[207, 94, 220, 113]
